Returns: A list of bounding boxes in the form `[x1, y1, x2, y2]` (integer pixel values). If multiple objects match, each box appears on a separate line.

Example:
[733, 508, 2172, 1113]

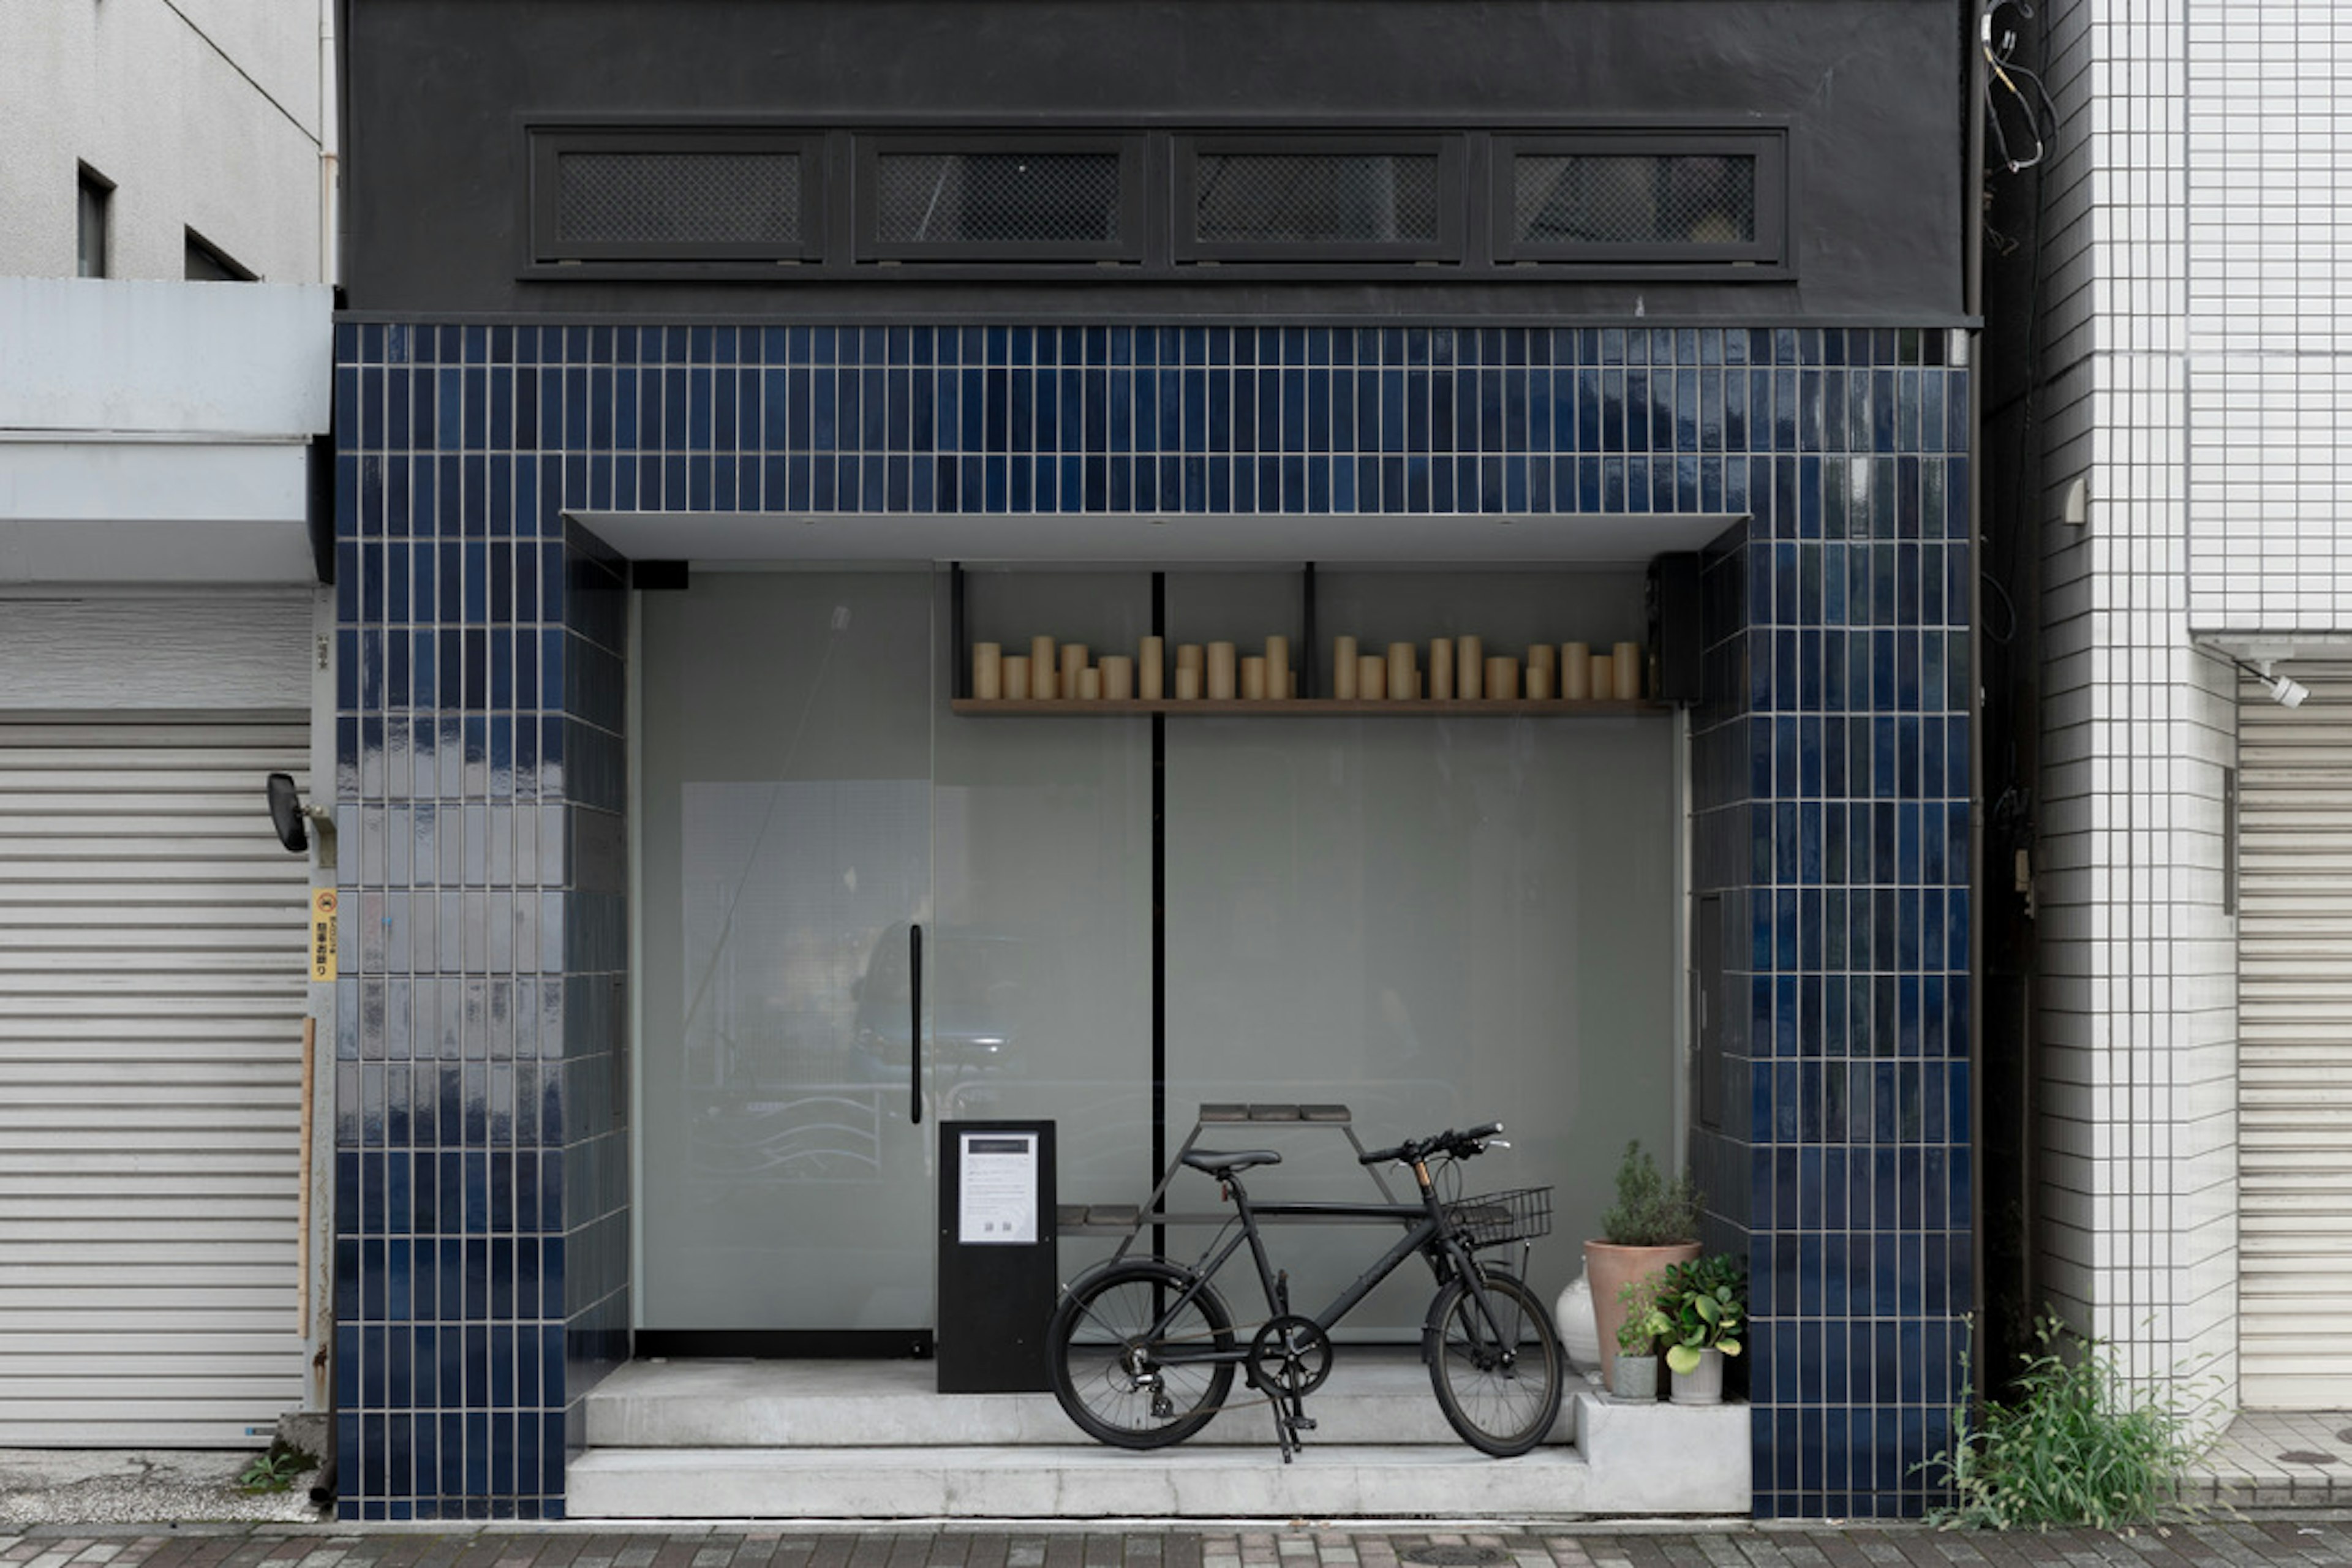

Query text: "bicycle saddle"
[1181, 1148, 1283, 1175]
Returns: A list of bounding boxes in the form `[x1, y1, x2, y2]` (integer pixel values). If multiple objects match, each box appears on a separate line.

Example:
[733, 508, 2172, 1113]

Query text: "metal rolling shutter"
[0, 717, 311, 1445]
[2241, 663, 2352, 1406]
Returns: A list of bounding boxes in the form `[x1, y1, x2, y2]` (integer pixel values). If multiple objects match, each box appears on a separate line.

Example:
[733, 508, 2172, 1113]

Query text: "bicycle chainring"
[1248, 1314, 1335, 1398]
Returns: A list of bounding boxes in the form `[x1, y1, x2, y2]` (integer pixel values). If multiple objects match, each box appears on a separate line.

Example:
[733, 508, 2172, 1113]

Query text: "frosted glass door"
[1163, 570, 1679, 1335]
[929, 570, 1157, 1278]
[639, 571, 936, 1332]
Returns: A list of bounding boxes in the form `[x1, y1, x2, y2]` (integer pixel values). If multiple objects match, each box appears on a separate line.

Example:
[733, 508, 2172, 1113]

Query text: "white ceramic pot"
[1555, 1273, 1601, 1376]
[1670, 1346, 1726, 1405]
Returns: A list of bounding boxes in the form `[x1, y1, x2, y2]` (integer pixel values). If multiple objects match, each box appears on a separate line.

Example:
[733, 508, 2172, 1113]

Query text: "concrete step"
[568, 1389, 1751, 1520]
[568, 1441, 1596, 1520]
[584, 1352, 1577, 1449]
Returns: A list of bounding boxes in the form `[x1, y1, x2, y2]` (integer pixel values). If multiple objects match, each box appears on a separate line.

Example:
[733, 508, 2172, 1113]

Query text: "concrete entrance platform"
[570, 1357, 1749, 1518]
[2186, 1409, 2352, 1508]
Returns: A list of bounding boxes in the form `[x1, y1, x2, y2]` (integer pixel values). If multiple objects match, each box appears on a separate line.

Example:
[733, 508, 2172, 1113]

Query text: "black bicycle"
[1046, 1121, 1564, 1458]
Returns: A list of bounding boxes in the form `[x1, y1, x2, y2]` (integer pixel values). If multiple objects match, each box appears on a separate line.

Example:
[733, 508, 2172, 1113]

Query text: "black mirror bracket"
[266, 772, 339, 869]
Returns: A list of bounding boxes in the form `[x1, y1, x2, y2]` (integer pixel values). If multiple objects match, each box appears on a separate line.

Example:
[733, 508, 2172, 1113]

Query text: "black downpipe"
[1964, 0, 1992, 1427]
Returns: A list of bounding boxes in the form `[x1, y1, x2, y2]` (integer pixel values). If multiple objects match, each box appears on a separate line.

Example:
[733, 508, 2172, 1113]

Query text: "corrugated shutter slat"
[2239, 663, 2352, 1408]
[0, 717, 311, 1447]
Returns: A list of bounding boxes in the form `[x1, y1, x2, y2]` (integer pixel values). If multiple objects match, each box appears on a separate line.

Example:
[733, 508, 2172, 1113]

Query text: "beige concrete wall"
[0, 0, 325, 282]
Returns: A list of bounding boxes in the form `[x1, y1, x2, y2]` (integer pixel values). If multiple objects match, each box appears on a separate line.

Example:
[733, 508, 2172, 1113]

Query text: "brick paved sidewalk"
[10, 1523, 2352, 1568]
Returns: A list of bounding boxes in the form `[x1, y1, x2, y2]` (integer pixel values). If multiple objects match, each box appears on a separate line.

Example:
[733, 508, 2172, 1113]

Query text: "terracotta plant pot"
[1584, 1238, 1700, 1387]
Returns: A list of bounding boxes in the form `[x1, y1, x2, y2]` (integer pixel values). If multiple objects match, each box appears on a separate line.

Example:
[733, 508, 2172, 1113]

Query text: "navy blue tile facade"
[332, 319, 1970, 1520]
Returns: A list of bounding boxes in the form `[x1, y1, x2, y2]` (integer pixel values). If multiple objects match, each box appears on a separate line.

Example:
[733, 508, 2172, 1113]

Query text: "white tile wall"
[2183, 0, 2352, 629]
[2033, 0, 2241, 1411]
[2036, 0, 2352, 1415]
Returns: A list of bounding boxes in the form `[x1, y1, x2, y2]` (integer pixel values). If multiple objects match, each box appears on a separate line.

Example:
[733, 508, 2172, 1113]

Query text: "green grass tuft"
[1922, 1312, 2215, 1531]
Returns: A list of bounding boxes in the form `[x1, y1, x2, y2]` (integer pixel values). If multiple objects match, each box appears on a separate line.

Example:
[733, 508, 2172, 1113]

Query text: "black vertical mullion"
[1151, 570, 1167, 1259]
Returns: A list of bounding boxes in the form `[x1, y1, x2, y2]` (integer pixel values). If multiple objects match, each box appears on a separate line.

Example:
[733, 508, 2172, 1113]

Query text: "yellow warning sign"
[310, 888, 339, 982]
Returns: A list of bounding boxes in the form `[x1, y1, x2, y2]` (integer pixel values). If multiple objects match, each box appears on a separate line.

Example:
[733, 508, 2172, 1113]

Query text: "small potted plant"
[1610, 1274, 1670, 1401]
[1659, 1253, 1746, 1405]
[1584, 1140, 1701, 1386]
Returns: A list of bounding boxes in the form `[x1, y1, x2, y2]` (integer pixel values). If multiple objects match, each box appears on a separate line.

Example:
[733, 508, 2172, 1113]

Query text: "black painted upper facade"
[340, 0, 1966, 325]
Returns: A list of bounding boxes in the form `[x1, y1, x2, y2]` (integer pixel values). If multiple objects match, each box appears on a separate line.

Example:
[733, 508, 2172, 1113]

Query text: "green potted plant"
[1658, 1253, 1745, 1405]
[1610, 1273, 1670, 1401]
[1584, 1140, 1701, 1387]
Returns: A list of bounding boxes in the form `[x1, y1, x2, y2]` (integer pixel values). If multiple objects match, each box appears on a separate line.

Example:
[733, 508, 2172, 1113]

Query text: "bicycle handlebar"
[1358, 1121, 1504, 1166]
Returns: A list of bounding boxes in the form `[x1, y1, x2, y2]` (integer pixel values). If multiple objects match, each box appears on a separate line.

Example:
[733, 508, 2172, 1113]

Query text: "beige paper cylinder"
[1177, 642, 1205, 672]
[1486, 655, 1520, 700]
[1457, 636, 1485, 698]
[1526, 663, 1555, 700]
[1387, 643, 1417, 703]
[1174, 665, 1202, 700]
[1060, 643, 1090, 701]
[1528, 644, 1558, 685]
[1561, 643, 1592, 700]
[1333, 636, 1359, 699]
[1077, 666, 1102, 701]
[1206, 641, 1238, 701]
[1138, 636, 1165, 699]
[1427, 638, 1455, 700]
[1613, 641, 1643, 701]
[1357, 654, 1387, 700]
[1101, 655, 1134, 700]
[1030, 636, 1058, 700]
[972, 642, 1003, 700]
[1265, 635, 1290, 693]
[1239, 656, 1268, 701]
[1003, 655, 1031, 700]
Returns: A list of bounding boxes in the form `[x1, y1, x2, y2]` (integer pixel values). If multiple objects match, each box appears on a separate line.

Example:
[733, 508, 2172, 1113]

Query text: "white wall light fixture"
[2226, 655, 2309, 708]
[2060, 475, 2089, 529]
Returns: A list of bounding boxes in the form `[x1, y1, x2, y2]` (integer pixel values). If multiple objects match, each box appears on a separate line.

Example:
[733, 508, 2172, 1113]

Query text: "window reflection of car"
[851, 922, 1033, 1082]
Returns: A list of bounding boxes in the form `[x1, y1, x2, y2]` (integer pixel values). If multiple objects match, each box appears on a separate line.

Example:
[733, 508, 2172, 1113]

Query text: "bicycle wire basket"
[1446, 1186, 1553, 1248]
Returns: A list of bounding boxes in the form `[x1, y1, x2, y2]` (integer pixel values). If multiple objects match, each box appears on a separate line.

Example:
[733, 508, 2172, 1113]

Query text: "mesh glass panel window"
[859, 139, 1142, 260]
[530, 132, 821, 261]
[1497, 135, 1783, 264]
[1178, 138, 1461, 262]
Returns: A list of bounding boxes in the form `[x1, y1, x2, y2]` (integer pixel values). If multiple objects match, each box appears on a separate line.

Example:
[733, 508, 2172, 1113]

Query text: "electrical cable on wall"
[1980, 0, 2059, 173]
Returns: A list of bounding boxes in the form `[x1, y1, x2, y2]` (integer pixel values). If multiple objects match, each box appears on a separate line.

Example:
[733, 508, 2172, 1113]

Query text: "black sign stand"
[936, 1120, 1058, 1393]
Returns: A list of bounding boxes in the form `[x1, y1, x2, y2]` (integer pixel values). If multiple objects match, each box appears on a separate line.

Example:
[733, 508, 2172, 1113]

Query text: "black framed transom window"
[532, 130, 824, 262]
[859, 138, 1144, 260]
[1496, 134, 1782, 265]
[1177, 137, 1461, 261]
[524, 123, 1789, 279]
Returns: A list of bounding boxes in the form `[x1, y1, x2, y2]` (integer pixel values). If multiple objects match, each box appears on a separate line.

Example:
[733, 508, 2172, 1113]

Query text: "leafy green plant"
[1615, 1273, 1672, 1354]
[237, 1440, 314, 1494]
[1599, 1140, 1701, 1246]
[1921, 1312, 2212, 1530]
[1657, 1253, 1745, 1374]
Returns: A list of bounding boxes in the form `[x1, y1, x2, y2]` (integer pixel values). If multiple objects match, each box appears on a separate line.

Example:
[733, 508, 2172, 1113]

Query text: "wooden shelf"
[951, 697, 1669, 717]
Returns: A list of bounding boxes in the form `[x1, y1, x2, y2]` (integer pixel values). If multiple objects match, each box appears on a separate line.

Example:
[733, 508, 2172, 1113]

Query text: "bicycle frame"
[1139, 1175, 1518, 1368]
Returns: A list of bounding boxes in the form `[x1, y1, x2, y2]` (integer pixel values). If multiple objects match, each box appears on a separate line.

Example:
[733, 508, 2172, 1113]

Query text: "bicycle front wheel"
[1425, 1270, 1564, 1457]
[1048, 1259, 1236, 1449]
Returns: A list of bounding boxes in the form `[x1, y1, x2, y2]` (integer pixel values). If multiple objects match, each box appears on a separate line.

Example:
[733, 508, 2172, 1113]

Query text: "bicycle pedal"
[1291, 1415, 1317, 1431]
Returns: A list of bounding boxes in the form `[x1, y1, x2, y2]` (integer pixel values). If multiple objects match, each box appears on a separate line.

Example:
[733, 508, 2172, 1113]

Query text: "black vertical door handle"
[909, 922, 923, 1125]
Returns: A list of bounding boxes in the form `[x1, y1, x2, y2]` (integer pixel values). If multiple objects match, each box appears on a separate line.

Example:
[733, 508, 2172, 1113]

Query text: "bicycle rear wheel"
[1425, 1270, 1564, 1457]
[1048, 1259, 1237, 1449]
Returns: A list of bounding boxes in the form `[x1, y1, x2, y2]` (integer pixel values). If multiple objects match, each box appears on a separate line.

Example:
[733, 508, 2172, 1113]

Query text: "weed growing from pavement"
[1921, 1312, 2215, 1531]
[237, 1441, 315, 1494]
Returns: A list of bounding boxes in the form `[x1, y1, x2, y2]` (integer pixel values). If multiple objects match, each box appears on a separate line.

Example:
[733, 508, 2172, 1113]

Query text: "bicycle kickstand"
[1265, 1371, 1314, 1463]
